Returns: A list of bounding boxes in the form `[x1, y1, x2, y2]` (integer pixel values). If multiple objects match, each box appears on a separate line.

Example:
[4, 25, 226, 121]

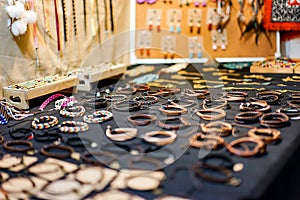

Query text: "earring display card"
[167, 9, 182, 32]
[161, 35, 176, 57]
[211, 29, 228, 51]
[188, 36, 204, 58]
[146, 9, 162, 31]
[136, 30, 153, 49]
[188, 9, 202, 34]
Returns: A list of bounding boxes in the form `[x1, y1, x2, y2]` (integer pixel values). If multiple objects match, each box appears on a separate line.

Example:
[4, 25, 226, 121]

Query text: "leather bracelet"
[257, 91, 282, 98]
[170, 99, 195, 108]
[60, 105, 85, 118]
[116, 87, 137, 95]
[83, 97, 107, 109]
[290, 92, 300, 100]
[276, 107, 300, 120]
[133, 96, 158, 105]
[113, 100, 141, 112]
[183, 89, 209, 99]
[159, 105, 188, 115]
[105, 94, 127, 102]
[8, 128, 35, 140]
[234, 111, 263, 124]
[202, 153, 244, 172]
[67, 137, 98, 148]
[156, 117, 190, 130]
[41, 144, 75, 159]
[127, 114, 157, 126]
[239, 101, 271, 112]
[4, 140, 34, 153]
[146, 91, 170, 97]
[32, 116, 59, 130]
[133, 84, 150, 92]
[105, 125, 138, 141]
[189, 133, 224, 149]
[250, 95, 279, 105]
[220, 91, 247, 102]
[59, 121, 89, 133]
[202, 99, 228, 110]
[158, 88, 181, 94]
[248, 128, 280, 143]
[196, 109, 226, 121]
[225, 137, 266, 157]
[260, 112, 289, 128]
[143, 131, 177, 146]
[200, 121, 232, 137]
[83, 110, 113, 123]
[287, 100, 300, 108]
[34, 130, 62, 143]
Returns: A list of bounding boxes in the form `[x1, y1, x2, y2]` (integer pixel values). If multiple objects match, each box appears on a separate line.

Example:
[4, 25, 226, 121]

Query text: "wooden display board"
[135, 0, 277, 59]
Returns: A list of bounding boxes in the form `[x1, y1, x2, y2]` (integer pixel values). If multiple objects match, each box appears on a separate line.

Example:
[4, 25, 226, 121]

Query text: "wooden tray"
[77, 64, 127, 91]
[2, 75, 78, 110]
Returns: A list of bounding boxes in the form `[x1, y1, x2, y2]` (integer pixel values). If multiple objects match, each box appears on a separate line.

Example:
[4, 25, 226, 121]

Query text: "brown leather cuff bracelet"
[225, 137, 266, 157]
[239, 101, 271, 112]
[234, 111, 263, 124]
[196, 109, 226, 121]
[159, 105, 188, 115]
[260, 112, 289, 128]
[200, 121, 232, 137]
[157, 117, 190, 130]
[4, 140, 34, 153]
[127, 114, 157, 126]
[248, 128, 281, 143]
[189, 133, 224, 149]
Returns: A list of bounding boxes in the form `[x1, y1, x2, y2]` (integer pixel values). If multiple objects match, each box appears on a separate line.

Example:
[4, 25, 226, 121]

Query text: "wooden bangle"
[239, 101, 271, 112]
[196, 109, 226, 121]
[41, 144, 74, 159]
[202, 99, 228, 110]
[144, 131, 177, 146]
[248, 128, 280, 143]
[200, 121, 232, 137]
[156, 117, 190, 130]
[105, 125, 137, 141]
[260, 112, 289, 128]
[225, 137, 266, 157]
[4, 140, 33, 153]
[133, 96, 158, 105]
[159, 105, 188, 115]
[234, 111, 263, 124]
[287, 100, 300, 108]
[189, 133, 224, 149]
[127, 114, 157, 126]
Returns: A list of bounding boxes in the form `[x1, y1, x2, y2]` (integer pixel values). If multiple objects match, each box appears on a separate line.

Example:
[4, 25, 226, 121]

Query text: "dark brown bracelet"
[157, 117, 190, 130]
[200, 121, 232, 137]
[250, 95, 279, 105]
[196, 109, 226, 121]
[116, 87, 137, 95]
[159, 105, 188, 115]
[287, 100, 300, 108]
[133, 96, 158, 105]
[248, 128, 281, 143]
[189, 133, 224, 149]
[239, 101, 271, 112]
[260, 112, 289, 128]
[40, 144, 75, 159]
[127, 114, 157, 126]
[193, 162, 240, 186]
[133, 84, 150, 92]
[225, 137, 266, 157]
[234, 111, 263, 124]
[4, 140, 34, 153]
[202, 99, 228, 110]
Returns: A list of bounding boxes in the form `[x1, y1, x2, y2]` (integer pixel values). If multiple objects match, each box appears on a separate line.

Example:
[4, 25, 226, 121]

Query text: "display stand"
[2, 76, 78, 110]
[77, 64, 127, 91]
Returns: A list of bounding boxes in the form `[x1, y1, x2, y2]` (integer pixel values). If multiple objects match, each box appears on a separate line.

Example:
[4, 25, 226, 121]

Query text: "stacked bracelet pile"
[32, 116, 59, 129]
[59, 121, 89, 133]
[83, 110, 113, 123]
[60, 106, 85, 118]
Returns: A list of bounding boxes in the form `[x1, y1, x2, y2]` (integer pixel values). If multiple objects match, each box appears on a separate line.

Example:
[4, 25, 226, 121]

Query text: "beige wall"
[0, 0, 131, 98]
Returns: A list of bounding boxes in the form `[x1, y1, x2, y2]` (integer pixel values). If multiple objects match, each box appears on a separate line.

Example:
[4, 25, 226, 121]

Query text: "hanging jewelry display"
[167, 9, 182, 33]
[136, 30, 152, 57]
[188, 9, 202, 34]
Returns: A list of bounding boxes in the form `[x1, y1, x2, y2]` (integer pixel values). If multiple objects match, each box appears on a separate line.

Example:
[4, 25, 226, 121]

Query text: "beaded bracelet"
[0, 104, 9, 125]
[59, 121, 89, 133]
[31, 116, 59, 130]
[60, 105, 85, 118]
[39, 93, 66, 111]
[133, 96, 158, 105]
[55, 96, 76, 109]
[83, 110, 113, 123]
[127, 114, 157, 126]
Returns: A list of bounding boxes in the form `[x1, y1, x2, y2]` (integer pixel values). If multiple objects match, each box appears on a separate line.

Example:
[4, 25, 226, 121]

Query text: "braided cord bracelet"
[83, 110, 113, 123]
[32, 116, 59, 129]
[0, 104, 9, 125]
[39, 93, 66, 111]
[59, 121, 89, 133]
